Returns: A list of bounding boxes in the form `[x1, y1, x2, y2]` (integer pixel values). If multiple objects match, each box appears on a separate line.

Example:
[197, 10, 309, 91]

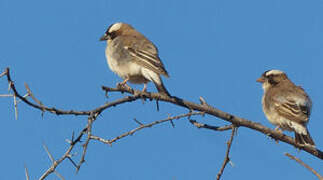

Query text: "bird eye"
[109, 31, 117, 40]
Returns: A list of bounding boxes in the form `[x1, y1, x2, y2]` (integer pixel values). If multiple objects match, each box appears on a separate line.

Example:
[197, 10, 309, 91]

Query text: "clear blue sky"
[0, 0, 322, 179]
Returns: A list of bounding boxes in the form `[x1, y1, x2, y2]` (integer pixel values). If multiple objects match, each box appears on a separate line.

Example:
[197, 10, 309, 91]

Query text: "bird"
[257, 70, 315, 146]
[99, 22, 170, 96]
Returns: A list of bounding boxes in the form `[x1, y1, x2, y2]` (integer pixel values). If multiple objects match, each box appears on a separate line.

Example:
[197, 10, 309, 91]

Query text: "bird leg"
[117, 78, 131, 89]
[142, 83, 147, 93]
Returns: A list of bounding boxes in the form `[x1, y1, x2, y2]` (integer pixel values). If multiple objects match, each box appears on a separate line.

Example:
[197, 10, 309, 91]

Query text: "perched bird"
[100, 22, 170, 96]
[257, 70, 315, 146]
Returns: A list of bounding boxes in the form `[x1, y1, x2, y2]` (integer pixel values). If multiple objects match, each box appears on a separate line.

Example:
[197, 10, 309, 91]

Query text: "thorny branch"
[1, 67, 322, 180]
[39, 127, 87, 180]
[101, 86, 323, 160]
[76, 112, 99, 172]
[90, 112, 204, 145]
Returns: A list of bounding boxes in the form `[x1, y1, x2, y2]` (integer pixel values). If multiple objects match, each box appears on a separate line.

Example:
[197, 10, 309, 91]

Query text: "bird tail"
[295, 130, 315, 147]
[141, 68, 171, 96]
[154, 80, 171, 97]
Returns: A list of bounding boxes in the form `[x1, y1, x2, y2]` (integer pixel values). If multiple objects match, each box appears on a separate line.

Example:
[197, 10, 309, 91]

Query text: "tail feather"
[154, 81, 170, 97]
[295, 131, 315, 147]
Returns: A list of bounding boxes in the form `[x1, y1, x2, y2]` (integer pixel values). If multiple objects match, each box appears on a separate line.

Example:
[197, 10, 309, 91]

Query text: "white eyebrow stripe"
[266, 70, 284, 76]
[109, 23, 123, 32]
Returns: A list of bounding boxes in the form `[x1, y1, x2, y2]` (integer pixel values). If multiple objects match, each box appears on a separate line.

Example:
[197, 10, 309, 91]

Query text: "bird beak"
[256, 77, 265, 83]
[99, 34, 109, 41]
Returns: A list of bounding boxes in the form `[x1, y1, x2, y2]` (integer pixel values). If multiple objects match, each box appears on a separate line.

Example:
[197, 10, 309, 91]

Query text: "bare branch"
[216, 126, 236, 180]
[90, 112, 204, 145]
[4, 68, 144, 116]
[76, 113, 98, 172]
[102, 85, 323, 160]
[39, 129, 86, 180]
[285, 153, 323, 180]
[1, 68, 322, 179]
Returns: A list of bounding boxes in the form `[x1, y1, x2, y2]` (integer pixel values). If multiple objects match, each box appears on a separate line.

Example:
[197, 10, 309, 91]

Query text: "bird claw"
[274, 126, 283, 134]
[117, 82, 131, 90]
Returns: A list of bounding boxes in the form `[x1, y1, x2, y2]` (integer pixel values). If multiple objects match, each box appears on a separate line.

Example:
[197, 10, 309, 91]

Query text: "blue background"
[0, 0, 322, 179]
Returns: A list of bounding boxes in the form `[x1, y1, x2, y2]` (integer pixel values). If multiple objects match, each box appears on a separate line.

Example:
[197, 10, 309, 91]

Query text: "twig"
[216, 126, 236, 180]
[76, 113, 98, 172]
[90, 112, 204, 145]
[41, 144, 65, 179]
[285, 153, 323, 180]
[4, 68, 143, 116]
[189, 120, 234, 131]
[39, 129, 86, 180]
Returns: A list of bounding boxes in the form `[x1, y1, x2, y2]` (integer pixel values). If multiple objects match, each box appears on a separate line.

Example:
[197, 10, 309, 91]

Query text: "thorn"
[24, 164, 30, 180]
[13, 95, 18, 120]
[0, 70, 6, 78]
[54, 171, 65, 180]
[71, 131, 75, 141]
[229, 160, 235, 167]
[170, 120, 175, 128]
[199, 96, 207, 105]
[156, 100, 160, 111]
[8, 81, 12, 92]
[0, 94, 13, 97]
[65, 139, 72, 144]
[133, 118, 144, 126]
[16, 93, 29, 103]
[42, 143, 55, 162]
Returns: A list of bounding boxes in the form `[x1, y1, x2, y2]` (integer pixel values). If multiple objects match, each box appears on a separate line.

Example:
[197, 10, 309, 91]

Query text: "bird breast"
[105, 40, 147, 84]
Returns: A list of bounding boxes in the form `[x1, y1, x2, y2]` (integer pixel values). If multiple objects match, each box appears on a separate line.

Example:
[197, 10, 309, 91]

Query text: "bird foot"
[274, 126, 283, 134]
[117, 82, 131, 90]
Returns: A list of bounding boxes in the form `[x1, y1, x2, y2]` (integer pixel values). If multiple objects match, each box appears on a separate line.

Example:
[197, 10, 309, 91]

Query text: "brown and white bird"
[257, 70, 315, 146]
[100, 22, 170, 96]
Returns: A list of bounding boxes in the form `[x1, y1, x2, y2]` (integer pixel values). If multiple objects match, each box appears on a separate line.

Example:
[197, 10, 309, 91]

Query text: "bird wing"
[123, 35, 169, 77]
[273, 89, 311, 124]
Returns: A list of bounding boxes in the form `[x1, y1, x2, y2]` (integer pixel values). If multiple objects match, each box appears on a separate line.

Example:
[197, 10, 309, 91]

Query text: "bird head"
[100, 22, 135, 41]
[257, 70, 288, 90]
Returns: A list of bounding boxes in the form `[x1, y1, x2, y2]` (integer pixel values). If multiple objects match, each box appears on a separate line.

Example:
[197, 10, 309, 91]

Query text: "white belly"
[105, 48, 148, 84]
